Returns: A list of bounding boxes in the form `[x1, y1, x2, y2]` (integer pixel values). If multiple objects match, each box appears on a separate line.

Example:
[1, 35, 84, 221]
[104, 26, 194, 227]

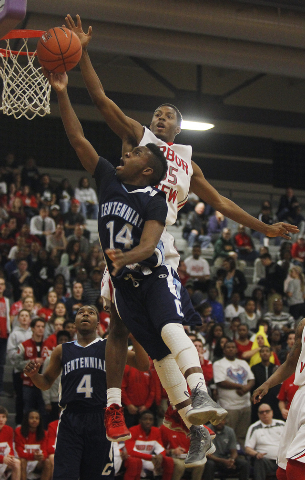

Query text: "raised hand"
[43, 68, 68, 92]
[266, 222, 299, 239]
[65, 14, 92, 49]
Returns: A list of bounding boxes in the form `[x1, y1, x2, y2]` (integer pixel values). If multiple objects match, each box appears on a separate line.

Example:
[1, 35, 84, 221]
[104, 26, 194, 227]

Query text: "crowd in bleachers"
[0, 152, 305, 479]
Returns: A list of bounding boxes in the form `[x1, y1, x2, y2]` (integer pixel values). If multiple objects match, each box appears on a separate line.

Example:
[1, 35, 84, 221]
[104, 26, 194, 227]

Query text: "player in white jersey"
[65, 14, 299, 446]
[253, 317, 305, 480]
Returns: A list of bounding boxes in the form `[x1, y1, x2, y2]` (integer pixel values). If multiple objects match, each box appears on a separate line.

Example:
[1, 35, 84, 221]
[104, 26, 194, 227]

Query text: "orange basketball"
[36, 27, 82, 73]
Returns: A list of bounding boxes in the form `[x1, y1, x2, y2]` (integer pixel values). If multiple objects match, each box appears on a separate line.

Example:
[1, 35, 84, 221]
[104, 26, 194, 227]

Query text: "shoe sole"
[186, 406, 228, 426]
[184, 442, 216, 468]
[106, 433, 132, 442]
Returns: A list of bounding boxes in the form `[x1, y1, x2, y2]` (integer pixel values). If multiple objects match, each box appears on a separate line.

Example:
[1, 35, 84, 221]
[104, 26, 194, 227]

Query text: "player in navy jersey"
[42, 70, 227, 467]
[64, 14, 300, 449]
[23, 305, 150, 480]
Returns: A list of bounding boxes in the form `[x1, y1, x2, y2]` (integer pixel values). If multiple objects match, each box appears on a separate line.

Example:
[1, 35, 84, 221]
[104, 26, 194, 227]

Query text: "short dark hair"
[156, 103, 183, 126]
[139, 409, 154, 419]
[145, 143, 168, 185]
[30, 318, 45, 328]
[57, 330, 71, 342]
[0, 406, 8, 417]
[260, 253, 271, 260]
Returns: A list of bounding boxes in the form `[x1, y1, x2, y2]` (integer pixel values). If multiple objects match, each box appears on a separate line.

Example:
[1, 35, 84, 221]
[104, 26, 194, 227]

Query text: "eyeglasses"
[258, 410, 271, 414]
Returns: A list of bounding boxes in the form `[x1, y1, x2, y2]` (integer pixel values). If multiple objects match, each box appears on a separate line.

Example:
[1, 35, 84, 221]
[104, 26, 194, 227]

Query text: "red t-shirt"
[277, 373, 299, 410]
[0, 425, 14, 462]
[37, 308, 53, 321]
[14, 427, 48, 460]
[0, 298, 8, 339]
[235, 340, 253, 359]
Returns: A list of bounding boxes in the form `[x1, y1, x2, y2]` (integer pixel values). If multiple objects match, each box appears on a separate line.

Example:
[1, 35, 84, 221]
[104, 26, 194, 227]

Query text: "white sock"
[107, 388, 122, 407]
[161, 323, 207, 392]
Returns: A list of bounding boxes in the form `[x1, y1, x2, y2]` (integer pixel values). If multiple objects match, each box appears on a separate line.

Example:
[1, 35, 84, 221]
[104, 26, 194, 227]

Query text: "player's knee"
[12, 458, 21, 471]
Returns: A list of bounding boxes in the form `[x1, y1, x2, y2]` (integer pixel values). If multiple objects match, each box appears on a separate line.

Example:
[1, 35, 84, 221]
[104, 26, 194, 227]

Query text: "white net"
[0, 36, 51, 120]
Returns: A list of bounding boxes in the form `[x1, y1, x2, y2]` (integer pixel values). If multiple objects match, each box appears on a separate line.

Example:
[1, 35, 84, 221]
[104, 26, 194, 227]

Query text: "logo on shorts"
[158, 274, 167, 279]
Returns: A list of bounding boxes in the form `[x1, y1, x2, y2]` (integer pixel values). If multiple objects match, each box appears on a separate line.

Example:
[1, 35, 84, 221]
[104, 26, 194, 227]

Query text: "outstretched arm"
[106, 219, 164, 276]
[252, 318, 305, 404]
[46, 70, 99, 175]
[190, 161, 299, 239]
[65, 14, 143, 151]
[23, 345, 63, 391]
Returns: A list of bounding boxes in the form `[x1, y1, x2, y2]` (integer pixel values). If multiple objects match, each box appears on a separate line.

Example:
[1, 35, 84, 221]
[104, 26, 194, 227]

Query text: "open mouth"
[157, 122, 165, 129]
[119, 158, 125, 166]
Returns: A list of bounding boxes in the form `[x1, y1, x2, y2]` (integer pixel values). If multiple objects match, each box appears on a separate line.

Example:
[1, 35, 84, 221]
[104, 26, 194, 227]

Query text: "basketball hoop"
[0, 29, 51, 120]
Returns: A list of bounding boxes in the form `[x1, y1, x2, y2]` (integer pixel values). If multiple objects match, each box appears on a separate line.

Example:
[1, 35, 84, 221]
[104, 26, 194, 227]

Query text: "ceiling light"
[181, 120, 214, 131]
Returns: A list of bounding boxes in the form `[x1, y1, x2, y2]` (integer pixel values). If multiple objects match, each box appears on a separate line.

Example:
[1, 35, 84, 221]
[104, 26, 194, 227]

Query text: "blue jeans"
[188, 232, 211, 249]
[79, 202, 98, 220]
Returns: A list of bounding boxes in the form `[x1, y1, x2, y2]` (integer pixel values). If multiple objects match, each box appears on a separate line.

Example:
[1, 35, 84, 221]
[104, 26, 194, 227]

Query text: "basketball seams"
[37, 26, 82, 73]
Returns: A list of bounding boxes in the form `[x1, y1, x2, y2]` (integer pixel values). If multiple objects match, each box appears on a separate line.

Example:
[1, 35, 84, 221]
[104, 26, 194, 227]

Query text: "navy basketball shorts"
[53, 406, 114, 480]
[114, 264, 201, 361]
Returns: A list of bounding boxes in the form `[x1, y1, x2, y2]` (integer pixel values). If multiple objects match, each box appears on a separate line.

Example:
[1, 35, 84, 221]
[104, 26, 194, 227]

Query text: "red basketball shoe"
[104, 404, 131, 442]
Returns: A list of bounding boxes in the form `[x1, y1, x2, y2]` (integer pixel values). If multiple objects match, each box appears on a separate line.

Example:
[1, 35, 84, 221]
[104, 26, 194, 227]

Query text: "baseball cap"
[50, 204, 60, 210]
[71, 199, 80, 205]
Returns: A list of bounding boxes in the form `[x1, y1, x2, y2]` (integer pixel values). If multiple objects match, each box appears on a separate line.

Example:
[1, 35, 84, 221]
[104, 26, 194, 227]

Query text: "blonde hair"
[290, 266, 305, 293]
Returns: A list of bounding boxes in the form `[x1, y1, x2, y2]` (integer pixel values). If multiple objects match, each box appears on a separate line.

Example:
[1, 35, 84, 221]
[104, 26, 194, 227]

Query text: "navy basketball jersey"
[59, 338, 107, 408]
[94, 157, 167, 281]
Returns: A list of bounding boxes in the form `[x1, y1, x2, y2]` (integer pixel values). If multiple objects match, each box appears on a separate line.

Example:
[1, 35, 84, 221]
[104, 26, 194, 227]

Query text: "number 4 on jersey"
[76, 374, 93, 398]
[106, 221, 133, 249]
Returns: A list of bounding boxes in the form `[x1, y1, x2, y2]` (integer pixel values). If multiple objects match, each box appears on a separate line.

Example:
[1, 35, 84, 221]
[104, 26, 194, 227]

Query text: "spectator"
[234, 225, 258, 264]
[66, 224, 90, 258]
[184, 245, 210, 292]
[31, 249, 56, 300]
[9, 285, 34, 323]
[20, 157, 39, 191]
[42, 330, 71, 424]
[83, 267, 104, 306]
[207, 211, 228, 244]
[59, 240, 82, 283]
[213, 336, 230, 363]
[15, 410, 51, 480]
[16, 185, 38, 218]
[263, 298, 295, 333]
[7, 309, 32, 425]
[269, 328, 283, 358]
[29, 207, 55, 247]
[182, 202, 211, 249]
[65, 282, 88, 320]
[125, 411, 174, 480]
[222, 258, 247, 302]
[74, 176, 98, 220]
[160, 424, 205, 480]
[291, 234, 305, 271]
[251, 287, 266, 318]
[206, 285, 224, 324]
[0, 405, 20, 480]
[277, 373, 299, 421]
[277, 187, 298, 222]
[63, 320, 77, 341]
[15, 224, 41, 249]
[0, 278, 10, 398]
[249, 327, 280, 368]
[63, 199, 85, 237]
[193, 339, 213, 385]
[55, 178, 74, 214]
[36, 174, 56, 209]
[251, 345, 281, 422]
[112, 442, 142, 480]
[122, 363, 156, 428]
[235, 324, 252, 360]
[278, 330, 295, 364]
[176, 261, 190, 287]
[213, 340, 255, 448]
[45, 223, 67, 254]
[8, 197, 27, 230]
[37, 291, 58, 322]
[224, 317, 241, 341]
[252, 201, 278, 246]
[195, 302, 215, 345]
[10, 259, 34, 302]
[245, 404, 285, 480]
[41, 319, 65, 359]
[204, 419, 250, 480]
[49, 204, 63, 226]
[44, 302, 68, 339]
[252, 246, 268, 284]
[213, 228, 236, 268]
[204, 323, 225, 362]
[2, 152, 19, 185]
[258, 253, 286, 306]
[239, 299, 260, 333]
[14, 318, 47, 416]
[84, 245, 104, 272]
[285, 266, 305, 320]
[225, 292, 245, 322]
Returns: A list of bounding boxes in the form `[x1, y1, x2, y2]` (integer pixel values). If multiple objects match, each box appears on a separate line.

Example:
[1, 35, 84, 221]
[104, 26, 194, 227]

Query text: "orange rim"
[0, 29, 45, 56]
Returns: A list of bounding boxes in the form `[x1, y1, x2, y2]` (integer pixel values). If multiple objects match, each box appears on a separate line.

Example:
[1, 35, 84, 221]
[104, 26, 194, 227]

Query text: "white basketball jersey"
[139, 127, 193, 226]
[294, 324, 305, 386]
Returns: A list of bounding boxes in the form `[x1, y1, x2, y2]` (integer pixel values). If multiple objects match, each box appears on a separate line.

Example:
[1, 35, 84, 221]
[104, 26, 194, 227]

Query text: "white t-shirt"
[245, 419, 286, 460]
[213, 357, 254, 410]
[184, 256, 210, 279]
[224, 304, 245, 321]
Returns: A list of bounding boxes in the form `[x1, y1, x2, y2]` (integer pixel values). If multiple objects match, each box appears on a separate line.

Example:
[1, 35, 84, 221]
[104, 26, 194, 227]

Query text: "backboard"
[0, 0, 27, 39]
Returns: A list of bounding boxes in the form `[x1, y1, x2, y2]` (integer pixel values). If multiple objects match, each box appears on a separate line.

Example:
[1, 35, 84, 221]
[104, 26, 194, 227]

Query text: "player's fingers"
[88, 26, 93, 37]
[76, 14, 82, 28]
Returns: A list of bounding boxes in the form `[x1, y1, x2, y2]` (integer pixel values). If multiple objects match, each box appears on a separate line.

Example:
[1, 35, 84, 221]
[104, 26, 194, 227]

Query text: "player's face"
[150, 106, 181, 142]
[0, 414, 7, 428]
[116, 147, 153, 184]
[75, 306, 98, 332]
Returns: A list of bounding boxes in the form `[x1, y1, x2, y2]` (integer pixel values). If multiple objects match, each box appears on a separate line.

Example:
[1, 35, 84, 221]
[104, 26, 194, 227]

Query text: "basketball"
[36, 26, 82, 73]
